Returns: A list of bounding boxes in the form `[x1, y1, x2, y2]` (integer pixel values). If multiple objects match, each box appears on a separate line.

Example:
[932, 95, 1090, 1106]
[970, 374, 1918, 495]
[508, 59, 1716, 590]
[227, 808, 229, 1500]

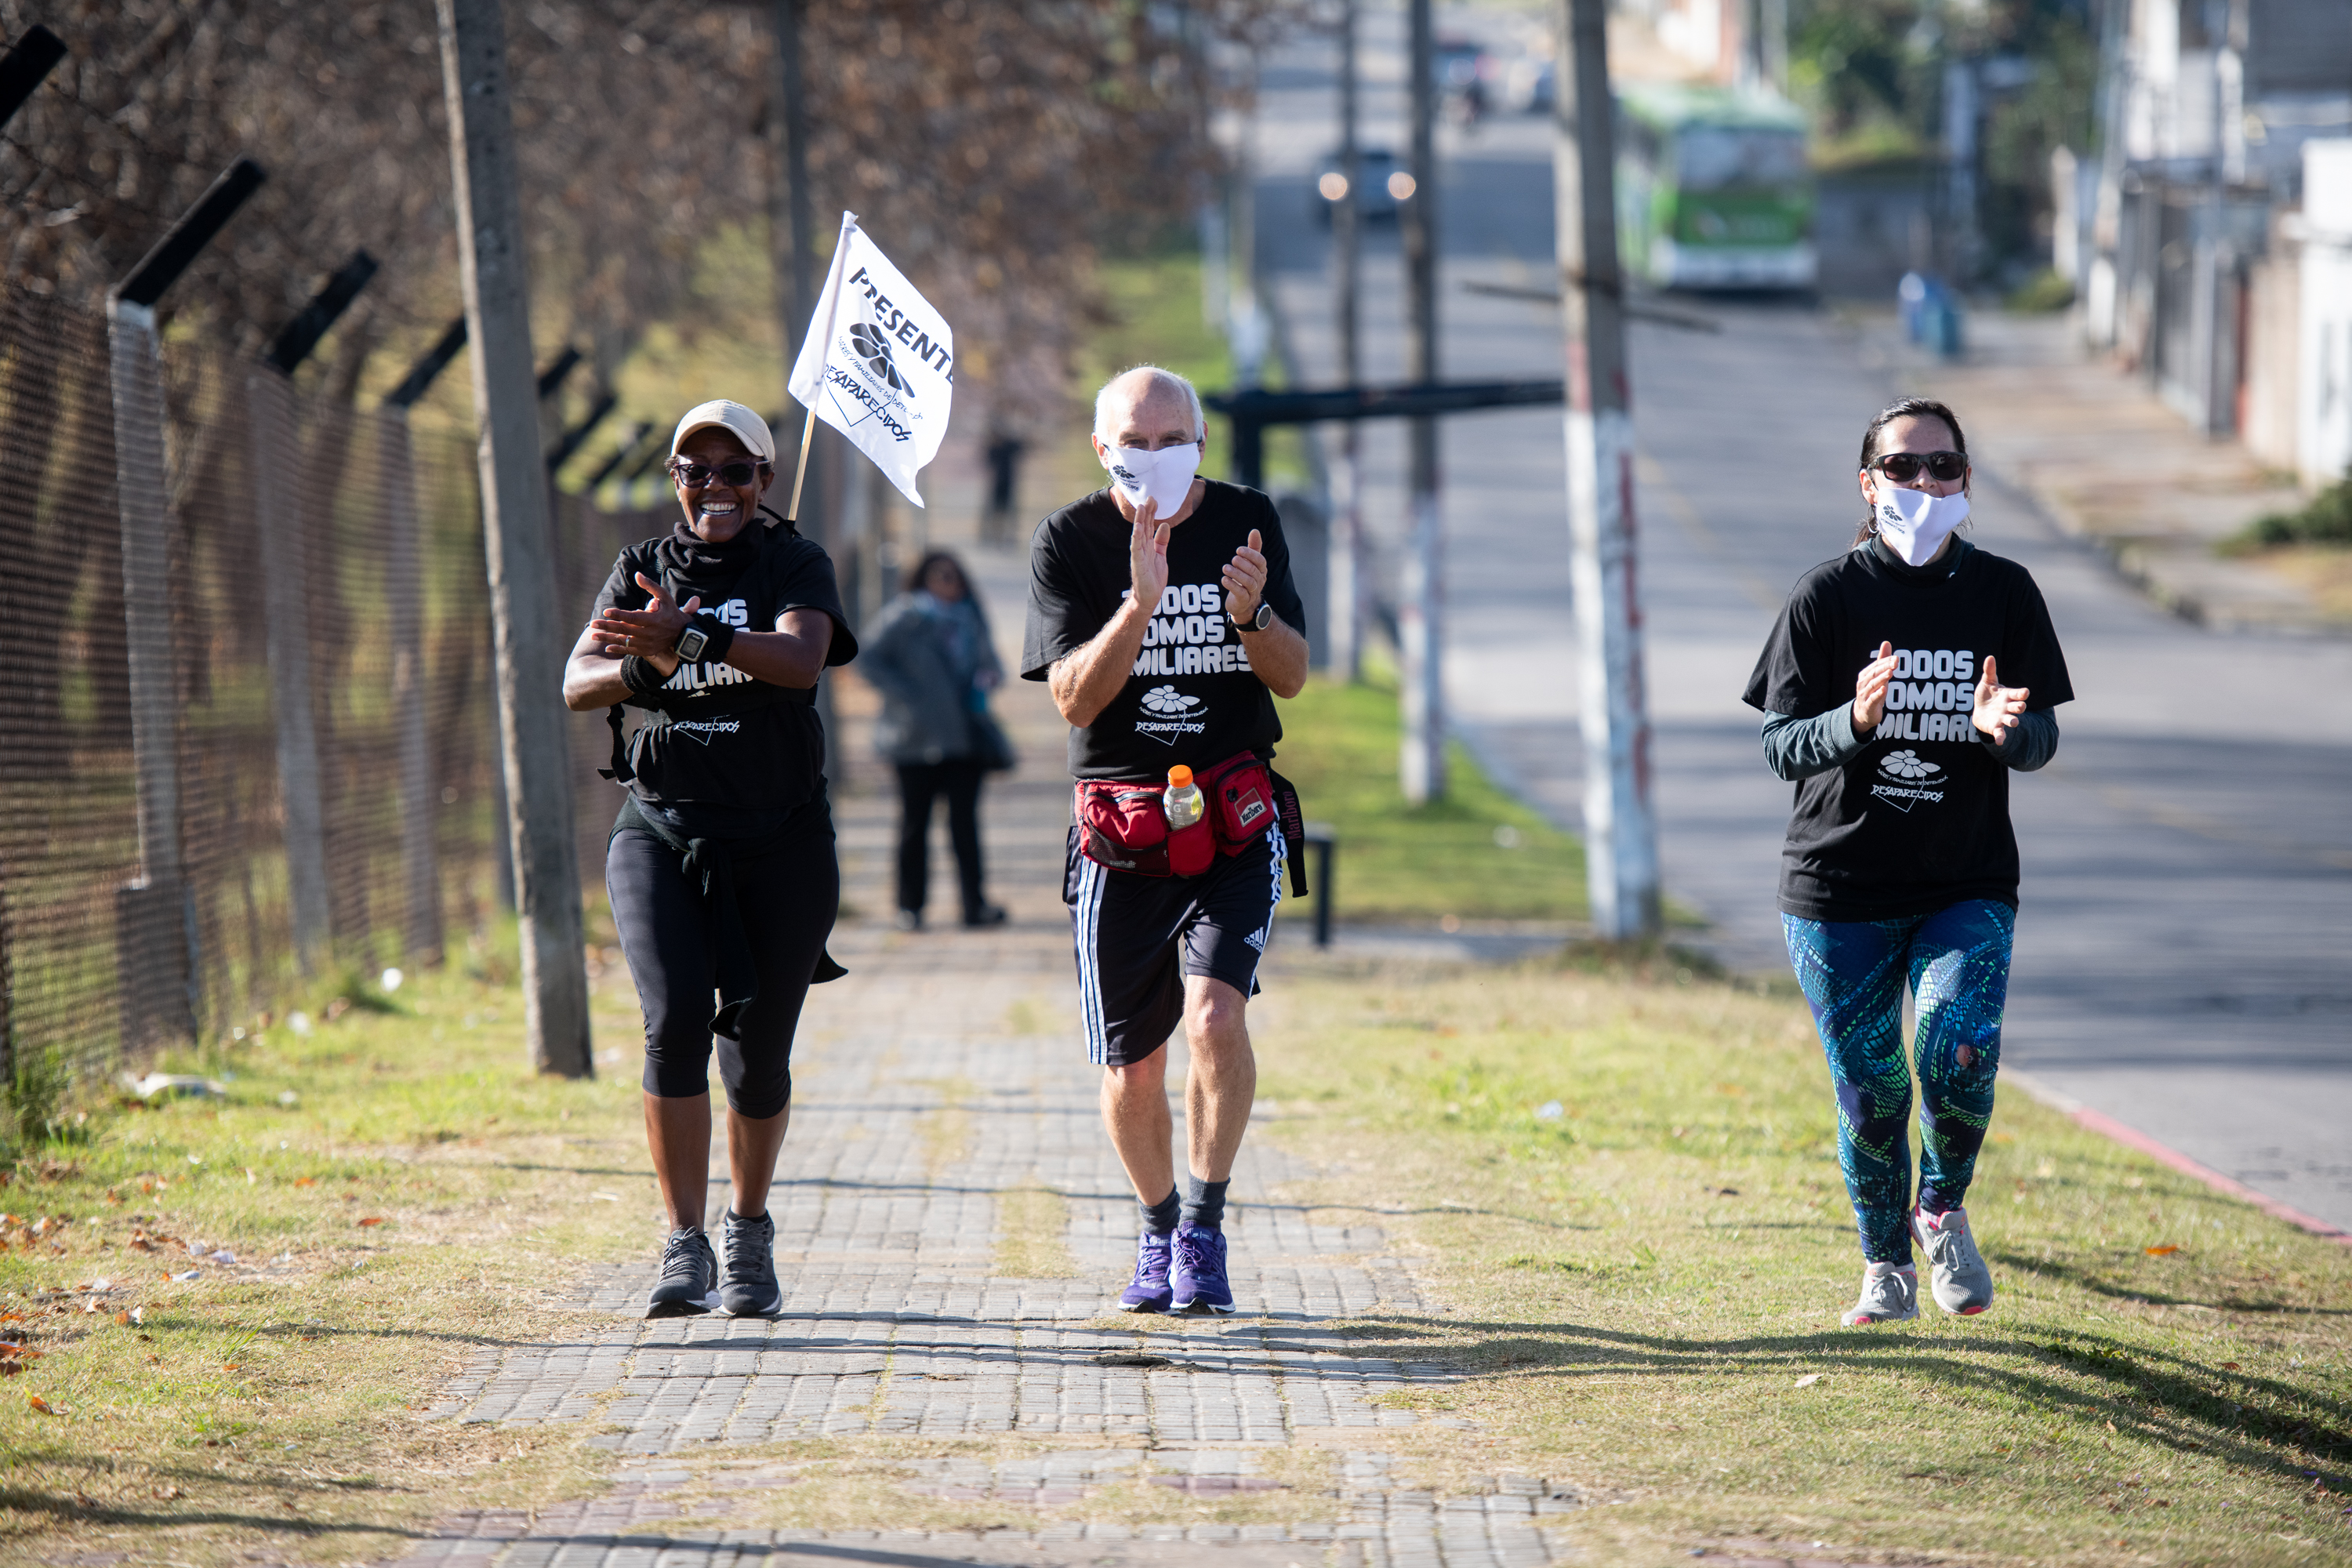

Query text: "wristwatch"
[1229, 600, 1273, 633]
[673, 623, 710, 662]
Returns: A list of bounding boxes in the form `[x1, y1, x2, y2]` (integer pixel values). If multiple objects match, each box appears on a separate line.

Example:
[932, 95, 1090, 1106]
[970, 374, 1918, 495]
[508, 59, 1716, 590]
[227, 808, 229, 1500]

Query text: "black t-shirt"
[1020, 480, 1305, 781]
[1740, 540, 2074, 920]
[593, 520, 857, 833]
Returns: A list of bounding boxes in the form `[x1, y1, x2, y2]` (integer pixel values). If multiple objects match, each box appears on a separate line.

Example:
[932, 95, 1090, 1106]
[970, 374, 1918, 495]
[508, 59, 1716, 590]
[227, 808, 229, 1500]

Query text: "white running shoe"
[1842, 1261, 1918, 1326]
[1911, 1204, 1994, 1315]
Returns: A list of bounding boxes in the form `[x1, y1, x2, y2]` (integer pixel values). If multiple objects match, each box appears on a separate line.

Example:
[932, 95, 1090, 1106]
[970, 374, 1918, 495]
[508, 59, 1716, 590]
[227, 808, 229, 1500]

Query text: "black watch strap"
[676, 615, 735, 665]
[1232, 600, 1272, 632]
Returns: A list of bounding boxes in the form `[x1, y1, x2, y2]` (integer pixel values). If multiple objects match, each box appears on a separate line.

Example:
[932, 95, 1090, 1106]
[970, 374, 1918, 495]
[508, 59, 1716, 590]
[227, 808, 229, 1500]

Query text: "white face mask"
[1105, 441, 1201, 517]
[1871, 480, 1969, 567]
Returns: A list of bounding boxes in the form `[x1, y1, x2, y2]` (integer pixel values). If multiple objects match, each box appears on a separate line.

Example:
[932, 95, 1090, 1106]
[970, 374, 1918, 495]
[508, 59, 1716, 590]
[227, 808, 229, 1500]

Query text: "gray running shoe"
[646, 1226, 717, 1319]
[1911, 1204, 1994, 1315]
[720, 1208, 783, 1317]
[1842, 1261, 1919, 1326]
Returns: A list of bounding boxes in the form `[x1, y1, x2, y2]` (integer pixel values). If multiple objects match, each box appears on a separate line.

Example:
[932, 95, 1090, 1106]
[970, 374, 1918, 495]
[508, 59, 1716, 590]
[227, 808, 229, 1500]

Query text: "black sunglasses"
[669, 458, 765, 488]
[1870, 450, 1969, 483]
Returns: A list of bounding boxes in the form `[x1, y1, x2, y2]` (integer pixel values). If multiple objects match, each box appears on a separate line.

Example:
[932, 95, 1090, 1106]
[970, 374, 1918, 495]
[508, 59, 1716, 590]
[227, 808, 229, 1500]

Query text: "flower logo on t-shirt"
[1869, 748, 1947, 814]
[1878, 749, 1944, 782]
[1140, 684, 1200, 715]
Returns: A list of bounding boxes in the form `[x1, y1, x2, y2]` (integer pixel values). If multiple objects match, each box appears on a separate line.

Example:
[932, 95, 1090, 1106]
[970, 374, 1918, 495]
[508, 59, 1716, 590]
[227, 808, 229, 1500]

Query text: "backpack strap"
[599, 703, 633, 782]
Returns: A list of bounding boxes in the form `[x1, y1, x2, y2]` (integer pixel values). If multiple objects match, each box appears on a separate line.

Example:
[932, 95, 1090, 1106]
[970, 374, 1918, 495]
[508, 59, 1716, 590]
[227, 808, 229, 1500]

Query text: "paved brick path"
[380, 584, 1585, 1567]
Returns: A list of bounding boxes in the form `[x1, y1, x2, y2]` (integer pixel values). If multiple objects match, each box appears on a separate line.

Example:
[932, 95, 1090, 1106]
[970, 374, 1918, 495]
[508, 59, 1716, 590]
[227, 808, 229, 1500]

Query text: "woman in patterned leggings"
[1741, 397, 2074, 1326]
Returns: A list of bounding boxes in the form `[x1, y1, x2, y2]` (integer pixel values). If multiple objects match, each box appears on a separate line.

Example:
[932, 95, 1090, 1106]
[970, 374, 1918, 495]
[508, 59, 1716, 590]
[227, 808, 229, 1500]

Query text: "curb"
[2003, 1069, 2352, 1247]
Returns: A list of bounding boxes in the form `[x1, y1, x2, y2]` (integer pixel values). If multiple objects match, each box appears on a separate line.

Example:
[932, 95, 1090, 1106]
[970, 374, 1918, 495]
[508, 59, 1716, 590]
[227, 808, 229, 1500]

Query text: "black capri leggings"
[606, 809, 839, 1118]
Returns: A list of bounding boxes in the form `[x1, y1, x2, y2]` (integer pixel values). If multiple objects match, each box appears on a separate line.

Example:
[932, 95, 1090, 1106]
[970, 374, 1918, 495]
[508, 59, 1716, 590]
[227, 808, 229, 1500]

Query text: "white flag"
[787, 212, 954, 508]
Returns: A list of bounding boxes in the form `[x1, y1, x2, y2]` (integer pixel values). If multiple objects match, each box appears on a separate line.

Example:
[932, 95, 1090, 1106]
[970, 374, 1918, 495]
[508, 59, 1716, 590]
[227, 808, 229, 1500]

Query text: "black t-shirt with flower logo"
[1020, 481, 1305, 782]
[1741, 542, 2074, 921]
[593, 519, 856, 834]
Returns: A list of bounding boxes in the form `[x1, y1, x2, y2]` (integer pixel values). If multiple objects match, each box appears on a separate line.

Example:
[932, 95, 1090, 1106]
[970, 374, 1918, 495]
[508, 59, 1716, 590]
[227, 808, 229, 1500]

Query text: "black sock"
[1139, 1186, 1181, 1236]
[1181, 1175, 1229, 1232]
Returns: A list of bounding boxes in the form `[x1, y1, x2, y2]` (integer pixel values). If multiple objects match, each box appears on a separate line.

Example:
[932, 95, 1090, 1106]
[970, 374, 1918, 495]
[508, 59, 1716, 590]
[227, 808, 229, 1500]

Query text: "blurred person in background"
[564, 399, 857, 1321]
[863, 550, 1011, 931]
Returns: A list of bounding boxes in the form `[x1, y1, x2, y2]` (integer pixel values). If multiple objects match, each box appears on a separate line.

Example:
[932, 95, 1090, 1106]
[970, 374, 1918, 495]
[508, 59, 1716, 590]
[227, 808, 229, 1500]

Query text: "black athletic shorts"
[1064, 824, 1286, 1067]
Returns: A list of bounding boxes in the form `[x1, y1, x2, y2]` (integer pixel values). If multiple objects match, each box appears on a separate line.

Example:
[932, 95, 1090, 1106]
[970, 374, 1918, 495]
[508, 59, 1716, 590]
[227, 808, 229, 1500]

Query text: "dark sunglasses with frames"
[1868, 450, 1969, 484]
[668, 457, 768, 489]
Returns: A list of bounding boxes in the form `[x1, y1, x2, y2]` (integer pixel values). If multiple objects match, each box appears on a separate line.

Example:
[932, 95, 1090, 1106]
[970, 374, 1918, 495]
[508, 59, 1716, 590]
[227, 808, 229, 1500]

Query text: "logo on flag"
[788, 212, 954, 508]
[846, 323, 911, 393]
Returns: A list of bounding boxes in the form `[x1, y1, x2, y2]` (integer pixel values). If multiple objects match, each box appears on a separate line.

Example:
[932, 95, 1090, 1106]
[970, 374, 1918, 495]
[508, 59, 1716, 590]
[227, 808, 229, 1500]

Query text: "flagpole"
[785, 209, 861, 526]
[786, 403, 818, 521]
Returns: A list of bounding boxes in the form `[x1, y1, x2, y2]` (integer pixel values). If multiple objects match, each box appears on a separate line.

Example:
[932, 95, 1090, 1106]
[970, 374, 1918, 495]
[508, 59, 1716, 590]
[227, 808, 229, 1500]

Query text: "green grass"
[1272, 666, 1589, 926]
[2226, 470, 2352, 551]
[0, 946, 653, 1564]
[1076, 250, 1317, 494]
[1247, 960, 2352, 1565]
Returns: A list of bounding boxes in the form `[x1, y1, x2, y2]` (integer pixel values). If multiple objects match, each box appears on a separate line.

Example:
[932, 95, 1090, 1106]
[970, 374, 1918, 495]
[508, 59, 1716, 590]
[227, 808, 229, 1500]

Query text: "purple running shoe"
[1170, 1222, 1236, 1315]
[1119, 1230, 1174, 1313]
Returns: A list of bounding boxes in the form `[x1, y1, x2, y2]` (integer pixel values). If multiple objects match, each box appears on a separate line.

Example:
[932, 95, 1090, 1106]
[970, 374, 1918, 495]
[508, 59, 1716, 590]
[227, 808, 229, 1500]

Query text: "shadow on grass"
[0, 1480, 423, 1542]
[1334, 1311, 2352, 1487]
[1987, 1248, 2352, 1316]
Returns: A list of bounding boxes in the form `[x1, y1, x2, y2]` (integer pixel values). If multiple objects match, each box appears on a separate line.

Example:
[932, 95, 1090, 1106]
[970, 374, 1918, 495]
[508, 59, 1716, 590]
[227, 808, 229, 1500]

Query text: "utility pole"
[768, 0, 840, 755]
[1328, 0, 1364, 684]
[436, 0, 593, 1077]
[1229, 59, 1266, 386]
[1399, 0, 1444, 804]
[771, 0, 817, 424]
[1555, 0, 1661, 941]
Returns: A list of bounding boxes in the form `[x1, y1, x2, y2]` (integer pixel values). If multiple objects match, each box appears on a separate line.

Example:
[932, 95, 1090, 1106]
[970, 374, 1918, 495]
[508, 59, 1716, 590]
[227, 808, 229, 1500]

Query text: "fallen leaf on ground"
[356, 1216, 387, 1228]
[2222, 1360, 2240, 1370]
[294, 1178, 316, 1188]
[2145, 1244, 2179, 1255]
[26, 1394, 51, 1413]
[1794, 1374, 1822, 1388]
[113, 1311, 129, 1327]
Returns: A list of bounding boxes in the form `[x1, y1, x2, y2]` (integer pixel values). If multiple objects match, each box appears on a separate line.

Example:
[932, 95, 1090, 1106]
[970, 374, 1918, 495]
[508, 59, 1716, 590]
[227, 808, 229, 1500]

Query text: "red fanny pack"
[1076, 750, 1278, 879]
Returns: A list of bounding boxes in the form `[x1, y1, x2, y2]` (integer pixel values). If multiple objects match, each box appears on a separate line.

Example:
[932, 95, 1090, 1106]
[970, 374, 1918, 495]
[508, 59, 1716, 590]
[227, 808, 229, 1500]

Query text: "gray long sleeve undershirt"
[1759, 704, 2059, 781]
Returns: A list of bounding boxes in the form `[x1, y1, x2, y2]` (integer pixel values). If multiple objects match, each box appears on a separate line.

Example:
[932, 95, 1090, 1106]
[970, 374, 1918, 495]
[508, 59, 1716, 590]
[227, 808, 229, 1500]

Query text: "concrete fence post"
[376, 408, 444, 968]
[248, 370, 333, 975]
[105, 299, 199, 1047]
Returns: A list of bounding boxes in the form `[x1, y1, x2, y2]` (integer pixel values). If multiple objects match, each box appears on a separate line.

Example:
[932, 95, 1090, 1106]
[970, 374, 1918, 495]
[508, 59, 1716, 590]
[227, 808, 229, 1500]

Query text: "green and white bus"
[1615, 84, 1816, 290]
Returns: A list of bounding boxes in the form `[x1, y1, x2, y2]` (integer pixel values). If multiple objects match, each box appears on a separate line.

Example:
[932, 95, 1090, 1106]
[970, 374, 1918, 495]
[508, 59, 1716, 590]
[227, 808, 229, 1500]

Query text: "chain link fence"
[0, 279, 663, 1094]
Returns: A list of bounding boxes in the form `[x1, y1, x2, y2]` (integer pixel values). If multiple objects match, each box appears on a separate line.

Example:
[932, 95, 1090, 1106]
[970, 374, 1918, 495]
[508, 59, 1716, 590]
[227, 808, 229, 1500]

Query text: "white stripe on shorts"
[1072, 852, 1111, 1064]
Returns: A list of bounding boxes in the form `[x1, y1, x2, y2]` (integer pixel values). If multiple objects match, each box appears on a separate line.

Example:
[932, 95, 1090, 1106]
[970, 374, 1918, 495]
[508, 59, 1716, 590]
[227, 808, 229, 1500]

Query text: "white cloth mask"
[1105, 442, 1201, 517]
[1871, 481, 1969, 567]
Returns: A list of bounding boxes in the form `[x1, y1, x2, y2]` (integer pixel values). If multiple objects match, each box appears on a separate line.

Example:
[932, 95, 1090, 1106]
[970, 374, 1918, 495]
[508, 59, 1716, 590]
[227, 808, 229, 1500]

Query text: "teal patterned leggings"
[1782, 899, 2014, 1263]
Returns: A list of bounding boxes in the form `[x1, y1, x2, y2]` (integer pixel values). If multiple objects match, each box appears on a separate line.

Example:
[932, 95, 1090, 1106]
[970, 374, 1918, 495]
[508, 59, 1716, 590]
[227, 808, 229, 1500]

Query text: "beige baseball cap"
[670, 399, 775, 464]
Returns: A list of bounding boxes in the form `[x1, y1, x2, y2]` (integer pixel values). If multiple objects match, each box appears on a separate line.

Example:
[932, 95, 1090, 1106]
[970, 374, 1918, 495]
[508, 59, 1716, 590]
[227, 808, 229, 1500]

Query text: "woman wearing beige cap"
[564, 399, 858, 1319]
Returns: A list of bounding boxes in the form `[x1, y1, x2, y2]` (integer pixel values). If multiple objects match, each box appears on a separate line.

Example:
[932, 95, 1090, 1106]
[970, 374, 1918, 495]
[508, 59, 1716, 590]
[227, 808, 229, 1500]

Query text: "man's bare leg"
[1102, 1047, 1176, 1204]
[1181, 976, 1255, 1182]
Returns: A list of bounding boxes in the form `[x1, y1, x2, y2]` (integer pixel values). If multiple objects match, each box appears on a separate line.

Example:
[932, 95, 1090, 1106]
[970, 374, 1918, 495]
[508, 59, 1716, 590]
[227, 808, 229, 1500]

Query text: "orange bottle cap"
[1167, 765, 1194, 786]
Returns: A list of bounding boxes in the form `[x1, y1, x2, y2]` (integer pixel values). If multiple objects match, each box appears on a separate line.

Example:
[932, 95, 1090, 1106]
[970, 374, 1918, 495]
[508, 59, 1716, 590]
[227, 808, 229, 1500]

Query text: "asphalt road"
[1245, 7, 2352, 1232]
